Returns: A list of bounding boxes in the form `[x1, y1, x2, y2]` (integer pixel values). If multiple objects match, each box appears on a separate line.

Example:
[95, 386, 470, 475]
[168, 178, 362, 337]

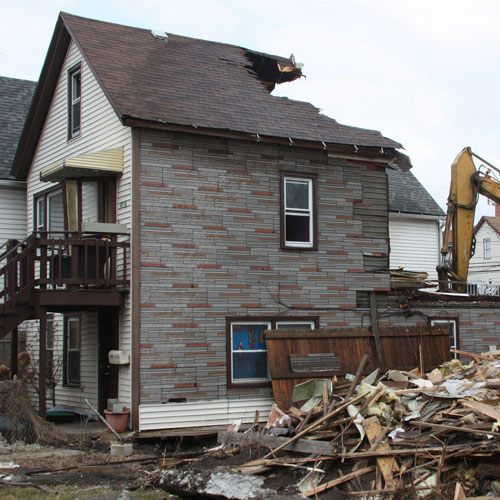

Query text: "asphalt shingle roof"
[388, 166, 445, 216]
[0, 76, 36, 179]
[61, 12, 400, 149]
[475, 216, 500, 236]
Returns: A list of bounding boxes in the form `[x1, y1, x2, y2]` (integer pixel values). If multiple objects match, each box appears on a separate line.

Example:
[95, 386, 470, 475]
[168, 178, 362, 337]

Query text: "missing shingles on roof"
[244, 51, 303, 92]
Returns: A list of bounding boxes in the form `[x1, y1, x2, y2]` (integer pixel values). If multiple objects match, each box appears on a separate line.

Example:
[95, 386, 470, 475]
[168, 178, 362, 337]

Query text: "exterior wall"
[0, 182, 27, 246]
[24, 312, 98, 413]
[358, 299, 500, 358]
[469, 222, 500, 285]
[389, 214, 441, 279]
[25, 40, 133, 410]
[138, 130, 390, 406]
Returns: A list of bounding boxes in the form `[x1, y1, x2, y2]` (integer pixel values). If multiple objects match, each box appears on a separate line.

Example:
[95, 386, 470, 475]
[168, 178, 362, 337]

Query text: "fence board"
[265, 325, 450, 410]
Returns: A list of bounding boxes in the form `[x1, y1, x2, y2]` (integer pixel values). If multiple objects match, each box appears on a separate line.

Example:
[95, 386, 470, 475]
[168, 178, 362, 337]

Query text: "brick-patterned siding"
[364, 301, 500, 359]
[138, 130, 390, 404]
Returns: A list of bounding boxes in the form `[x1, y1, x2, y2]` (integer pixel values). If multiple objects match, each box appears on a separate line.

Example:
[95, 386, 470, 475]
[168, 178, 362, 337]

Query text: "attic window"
[244, 51, 302, 92]
[68, 64, 81, 139]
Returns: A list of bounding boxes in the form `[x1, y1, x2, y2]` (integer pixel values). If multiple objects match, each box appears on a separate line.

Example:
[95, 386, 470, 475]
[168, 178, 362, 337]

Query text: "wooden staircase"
[0, 232, 130, 339]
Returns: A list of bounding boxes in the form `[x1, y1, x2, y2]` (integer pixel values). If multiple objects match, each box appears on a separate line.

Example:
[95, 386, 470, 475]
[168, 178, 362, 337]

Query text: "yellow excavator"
[437, 147, 500, 293]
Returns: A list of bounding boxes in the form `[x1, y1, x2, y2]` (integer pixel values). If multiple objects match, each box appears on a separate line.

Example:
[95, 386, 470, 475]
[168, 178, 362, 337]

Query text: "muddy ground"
[0, 432, 455, 500]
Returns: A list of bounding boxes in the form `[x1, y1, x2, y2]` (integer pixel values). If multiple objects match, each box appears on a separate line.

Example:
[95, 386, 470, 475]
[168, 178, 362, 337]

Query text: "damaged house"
[2, 12, 488, 434]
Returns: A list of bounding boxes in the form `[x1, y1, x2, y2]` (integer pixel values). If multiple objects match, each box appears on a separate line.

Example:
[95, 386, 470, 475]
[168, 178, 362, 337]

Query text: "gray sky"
[2, 0, 500, 220]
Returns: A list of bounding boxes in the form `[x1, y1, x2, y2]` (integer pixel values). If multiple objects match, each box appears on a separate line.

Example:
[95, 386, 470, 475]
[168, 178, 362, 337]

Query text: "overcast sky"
[2, 0, 500, 221]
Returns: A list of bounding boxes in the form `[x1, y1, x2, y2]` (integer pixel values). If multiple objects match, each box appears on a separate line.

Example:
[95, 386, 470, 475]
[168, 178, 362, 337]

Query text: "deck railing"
[0, 231, 130, 314]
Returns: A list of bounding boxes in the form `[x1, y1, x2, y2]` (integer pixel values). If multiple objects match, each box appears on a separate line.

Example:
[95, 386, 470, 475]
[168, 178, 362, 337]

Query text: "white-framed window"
[484, 238, 492, 259]
[230, 322, 271, 384]
[282, 174, 316, 249]
[69, 65, 81, 139]
[34, 189, 65, 233]
[65, 315, 80, 386]
[431, 319, 458, 358]
[228, 318, 317, 385]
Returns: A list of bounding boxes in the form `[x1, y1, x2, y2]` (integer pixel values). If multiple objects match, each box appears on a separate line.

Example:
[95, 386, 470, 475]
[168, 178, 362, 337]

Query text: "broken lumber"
[362, 416, 398, 489]
[303, 465, 375, 497]
[262, 391, 367, 459]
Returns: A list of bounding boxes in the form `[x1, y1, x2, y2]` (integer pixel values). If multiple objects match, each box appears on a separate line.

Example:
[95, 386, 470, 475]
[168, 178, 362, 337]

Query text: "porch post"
[10, 327, 18, 377]
[39, 308, 47, 419]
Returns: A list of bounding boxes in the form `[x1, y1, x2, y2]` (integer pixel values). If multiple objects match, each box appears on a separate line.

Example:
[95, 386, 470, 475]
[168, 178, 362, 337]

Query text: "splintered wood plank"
[461, 400, 500, 421]
[362, 416, 398, 489]
[303, 465, 375, 497]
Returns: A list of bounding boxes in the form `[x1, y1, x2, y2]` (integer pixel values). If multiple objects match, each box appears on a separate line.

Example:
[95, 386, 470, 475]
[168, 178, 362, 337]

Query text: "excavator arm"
[437, 147, 500, 292]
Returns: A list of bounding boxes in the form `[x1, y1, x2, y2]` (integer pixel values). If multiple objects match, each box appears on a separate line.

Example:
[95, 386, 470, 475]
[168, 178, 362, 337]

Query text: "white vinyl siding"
[389, 215, 441, 280]
[24, 312, 99, 413]
[0, 183, 27, 246]
[25, 40, 133, 409]
[469, 223, 500, 284]
[139, 398, 274, 431]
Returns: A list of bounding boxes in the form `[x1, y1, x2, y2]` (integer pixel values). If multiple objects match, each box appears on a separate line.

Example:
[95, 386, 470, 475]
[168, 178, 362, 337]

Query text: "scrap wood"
[345, 354, 370, 400]
[219, 431, 339, 457]
[461, 400, 500, 421]
[454, 482, 466, 500]
[362, 416, 398, 489]
[262, 391, 368, 459]
[451, 348, 499, 362]
[302, 465, 375, 497]
[0, 477, 52, 493]
[411, 420, 500, 438]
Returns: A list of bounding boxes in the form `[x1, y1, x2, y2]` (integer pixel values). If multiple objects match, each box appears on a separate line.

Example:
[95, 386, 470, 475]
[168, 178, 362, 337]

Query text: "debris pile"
[208, 350, 500, 499]
[0, 380, 66, 445]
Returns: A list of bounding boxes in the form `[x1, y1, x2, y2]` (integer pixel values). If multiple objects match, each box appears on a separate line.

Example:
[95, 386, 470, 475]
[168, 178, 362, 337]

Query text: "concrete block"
[110, 443, 133, 457]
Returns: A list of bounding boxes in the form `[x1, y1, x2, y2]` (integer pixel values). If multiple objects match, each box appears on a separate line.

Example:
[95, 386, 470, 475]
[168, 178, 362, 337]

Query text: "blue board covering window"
[231, 323, 270, 383]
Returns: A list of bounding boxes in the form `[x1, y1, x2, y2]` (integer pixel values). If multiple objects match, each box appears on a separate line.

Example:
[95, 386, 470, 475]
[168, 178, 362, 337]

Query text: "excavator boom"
[438, 148, 500, 292]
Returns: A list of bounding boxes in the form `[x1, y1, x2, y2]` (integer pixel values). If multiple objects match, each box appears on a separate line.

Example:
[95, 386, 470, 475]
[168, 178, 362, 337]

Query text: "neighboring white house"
[387, 166, 445, 280]
[468, 213, 500, 295]
[0, 76, 35, 247]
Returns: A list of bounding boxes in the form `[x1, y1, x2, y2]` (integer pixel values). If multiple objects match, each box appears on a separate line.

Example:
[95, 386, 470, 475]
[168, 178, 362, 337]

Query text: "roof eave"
[11, 15, 71, 181]
[122, 115, 398, 159]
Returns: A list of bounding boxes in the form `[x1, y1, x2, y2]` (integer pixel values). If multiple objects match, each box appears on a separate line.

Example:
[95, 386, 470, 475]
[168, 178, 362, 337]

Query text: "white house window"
[431, 319, 458, 358]
[281, 174, 316, 249]
[230, 322, 270, 384]
[69, 65, 81, 139]
[484, 238, 492, 259]
[65, 316, 80, 386]
[228, 318, 317, 385]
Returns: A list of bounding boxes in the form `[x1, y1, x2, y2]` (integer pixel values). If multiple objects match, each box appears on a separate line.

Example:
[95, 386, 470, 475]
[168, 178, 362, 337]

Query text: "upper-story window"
[484, 238, 492, 259]
[281, 173, 317, 249]
[68, 64, 81, 139]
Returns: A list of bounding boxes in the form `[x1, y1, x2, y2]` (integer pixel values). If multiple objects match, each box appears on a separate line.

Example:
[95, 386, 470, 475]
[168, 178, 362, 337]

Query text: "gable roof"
[474, 216, 500, 237]
[12, 12, 403, 180]
[0, 76, 36, 180]
[387, 166, 444, 216]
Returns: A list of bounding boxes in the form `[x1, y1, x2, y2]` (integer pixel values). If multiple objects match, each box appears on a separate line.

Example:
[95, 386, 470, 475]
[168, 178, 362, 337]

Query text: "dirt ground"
[0, 428, 462, 500]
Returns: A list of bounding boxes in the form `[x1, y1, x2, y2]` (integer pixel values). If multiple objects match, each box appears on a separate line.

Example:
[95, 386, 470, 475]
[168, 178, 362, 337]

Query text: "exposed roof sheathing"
[0, 76, 36, 179]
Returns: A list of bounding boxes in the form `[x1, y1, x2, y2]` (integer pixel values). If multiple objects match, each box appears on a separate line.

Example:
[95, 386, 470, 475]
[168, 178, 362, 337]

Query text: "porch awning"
[40, 147, 124, 182]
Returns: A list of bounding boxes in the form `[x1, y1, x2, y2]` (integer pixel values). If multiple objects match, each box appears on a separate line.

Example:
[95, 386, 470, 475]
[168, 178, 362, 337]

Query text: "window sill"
[228, 381, 272, 389]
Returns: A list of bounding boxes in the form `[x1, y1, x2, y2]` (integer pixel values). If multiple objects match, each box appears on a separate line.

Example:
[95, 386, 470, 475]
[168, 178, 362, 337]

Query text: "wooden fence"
[265, 325, 451, 410]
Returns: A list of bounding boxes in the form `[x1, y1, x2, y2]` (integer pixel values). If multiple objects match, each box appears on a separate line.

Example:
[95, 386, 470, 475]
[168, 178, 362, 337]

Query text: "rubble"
[212, 349, 500, 498]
